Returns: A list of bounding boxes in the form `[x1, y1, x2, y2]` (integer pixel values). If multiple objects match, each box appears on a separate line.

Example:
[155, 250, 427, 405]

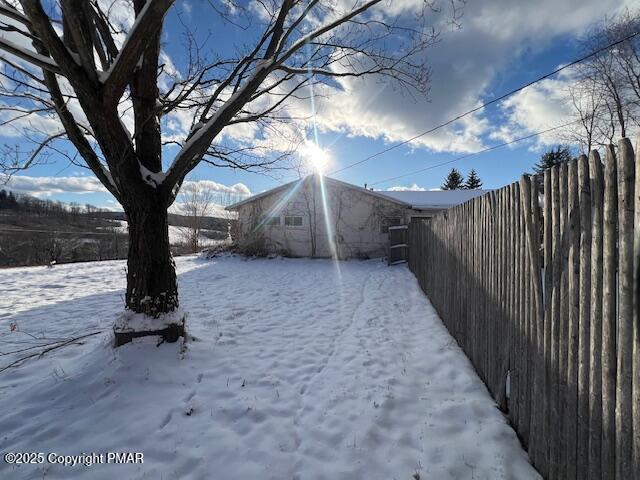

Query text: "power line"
[367, 118, 582, 187]
[328, 29, 639, 177]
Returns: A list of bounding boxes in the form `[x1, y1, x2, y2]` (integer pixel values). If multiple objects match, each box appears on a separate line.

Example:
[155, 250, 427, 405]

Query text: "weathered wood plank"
[513, 182, 523, 432]
[473, 197, 480, 372]
[532, 176, 546, 468]
[558, 161, 570, 478]
[506, 184, 516, 422]
[520, 182, 531, 447]
[566, 158, 580, 480]
[497, 189, 508, 409]
[550, 165, 562, 480]
[577, 154, 592, 480]
[528, 175, 543, 468]
[602, 144, 618, 480]
[588, 150, 604, 480]
[518, 184, 531, 447]
[543, 169, 553, 477]
[616, 138, 634, 480]
[633, 138, 640, 479]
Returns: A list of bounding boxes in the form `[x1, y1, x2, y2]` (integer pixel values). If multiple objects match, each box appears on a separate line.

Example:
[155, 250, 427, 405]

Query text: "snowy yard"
[0, 256, 539, 480]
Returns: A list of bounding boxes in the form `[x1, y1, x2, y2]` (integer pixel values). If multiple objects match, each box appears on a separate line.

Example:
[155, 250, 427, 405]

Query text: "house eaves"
[226, 175, 413, 211]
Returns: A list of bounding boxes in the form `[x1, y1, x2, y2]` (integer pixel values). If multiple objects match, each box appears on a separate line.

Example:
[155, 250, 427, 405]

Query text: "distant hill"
[90, 209, 232, 233]
[0, 189, 234, 267]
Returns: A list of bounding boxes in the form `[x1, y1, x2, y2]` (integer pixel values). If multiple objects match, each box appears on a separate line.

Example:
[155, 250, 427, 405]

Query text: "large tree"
[0, 0, 455, 342]
[564, 9, 640, 150]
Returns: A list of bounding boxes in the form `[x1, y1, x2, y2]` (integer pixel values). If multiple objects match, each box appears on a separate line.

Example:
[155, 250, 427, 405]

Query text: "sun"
[300, 140, 330, 173]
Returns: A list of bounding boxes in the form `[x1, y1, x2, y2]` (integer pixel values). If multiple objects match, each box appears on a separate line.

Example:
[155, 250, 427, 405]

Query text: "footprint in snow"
[159, 411, 172, 430]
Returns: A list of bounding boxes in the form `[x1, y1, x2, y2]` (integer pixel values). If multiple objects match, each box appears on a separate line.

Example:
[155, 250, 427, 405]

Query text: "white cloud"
[2, 174, 252, 214]
[181, 179, 251, 197]
[2, 0, 636, 180]
[291, 0, 634, 155]
[2, 175, 108, 196]
[491, 77, 575, 147]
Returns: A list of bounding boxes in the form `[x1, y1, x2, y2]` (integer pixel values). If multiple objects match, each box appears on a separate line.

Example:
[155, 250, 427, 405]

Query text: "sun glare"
[301, 140, 330, 173]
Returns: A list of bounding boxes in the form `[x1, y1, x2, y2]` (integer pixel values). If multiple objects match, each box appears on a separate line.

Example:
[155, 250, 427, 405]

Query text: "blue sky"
[0, 0, 635, 209]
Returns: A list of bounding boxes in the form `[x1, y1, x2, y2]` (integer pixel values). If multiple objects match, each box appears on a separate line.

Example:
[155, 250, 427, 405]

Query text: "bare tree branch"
[0, 36, 60, 73]
[101, 0, 174, 104]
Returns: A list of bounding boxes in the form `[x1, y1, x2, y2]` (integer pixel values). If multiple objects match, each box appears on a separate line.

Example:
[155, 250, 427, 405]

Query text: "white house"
[226, 175, 487, 259]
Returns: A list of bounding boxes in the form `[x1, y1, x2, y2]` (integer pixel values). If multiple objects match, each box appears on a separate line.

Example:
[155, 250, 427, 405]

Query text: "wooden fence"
[408, 137, 640, 479]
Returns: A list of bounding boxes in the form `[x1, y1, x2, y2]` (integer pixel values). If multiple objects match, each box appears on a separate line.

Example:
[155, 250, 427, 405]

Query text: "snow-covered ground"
[0, 256, 540, 480]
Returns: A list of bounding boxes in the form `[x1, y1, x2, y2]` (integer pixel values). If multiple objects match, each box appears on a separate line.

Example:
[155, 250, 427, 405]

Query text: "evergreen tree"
[464, 169, 483, 189]
[532, 146, 572, 190]
[533, 145, 572, 175]
[442, 168, 465, 190]
[533, 145, 571, 175]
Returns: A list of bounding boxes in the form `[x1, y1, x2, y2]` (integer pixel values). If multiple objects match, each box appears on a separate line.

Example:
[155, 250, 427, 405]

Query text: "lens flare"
[318, 174, 340, 267]
[304, 44, 341, 278]
[252, 179, 305, 232]
[300, 140, 330, 173]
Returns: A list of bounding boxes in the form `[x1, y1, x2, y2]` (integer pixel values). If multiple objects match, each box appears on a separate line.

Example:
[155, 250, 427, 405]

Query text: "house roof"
[377, 189, 490, 209]
[225, 175, 489, 211]
[225, 179, 297, 211]
[225, 175, 412, 211]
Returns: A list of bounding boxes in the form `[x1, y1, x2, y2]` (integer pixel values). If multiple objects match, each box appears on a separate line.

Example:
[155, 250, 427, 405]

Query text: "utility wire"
[328, 29, 639, 177]
[367, 118, 581, 187]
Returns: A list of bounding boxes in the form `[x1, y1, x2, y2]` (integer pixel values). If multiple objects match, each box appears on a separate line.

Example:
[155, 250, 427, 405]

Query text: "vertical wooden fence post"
[543, 170, 553, 478]
[521, 174, 545, 467]
[532, 175, 545, 468]
[566, 158, 580, 480]
[519, 181, 530, 446]
[550, 166, 562, 480]
[506, 184, 515, 420]
[558, 161, 570, 478]
[633, 139, 640, 478]
[602, 144, 618, 480]
[577, 155, 592, 480]
[513, 182, 523, 434]
[588, 150, 604, 480]
[616, 138, 635, 480]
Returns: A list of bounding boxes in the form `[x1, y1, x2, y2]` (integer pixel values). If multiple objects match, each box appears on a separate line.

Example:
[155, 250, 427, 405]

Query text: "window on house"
[265, 216, 280, 226]
[285, 216, 303, 227]
[381, 217, 401, 234]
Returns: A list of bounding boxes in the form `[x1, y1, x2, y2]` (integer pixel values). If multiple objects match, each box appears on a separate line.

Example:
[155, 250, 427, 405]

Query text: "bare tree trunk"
[111, 197, 182, 346]
[113, 195, 181, 345]
[125, 199, 178, 317]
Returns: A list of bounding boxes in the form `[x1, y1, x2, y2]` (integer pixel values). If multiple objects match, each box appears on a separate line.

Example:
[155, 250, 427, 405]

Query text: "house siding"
[231, 176, 409, 259]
